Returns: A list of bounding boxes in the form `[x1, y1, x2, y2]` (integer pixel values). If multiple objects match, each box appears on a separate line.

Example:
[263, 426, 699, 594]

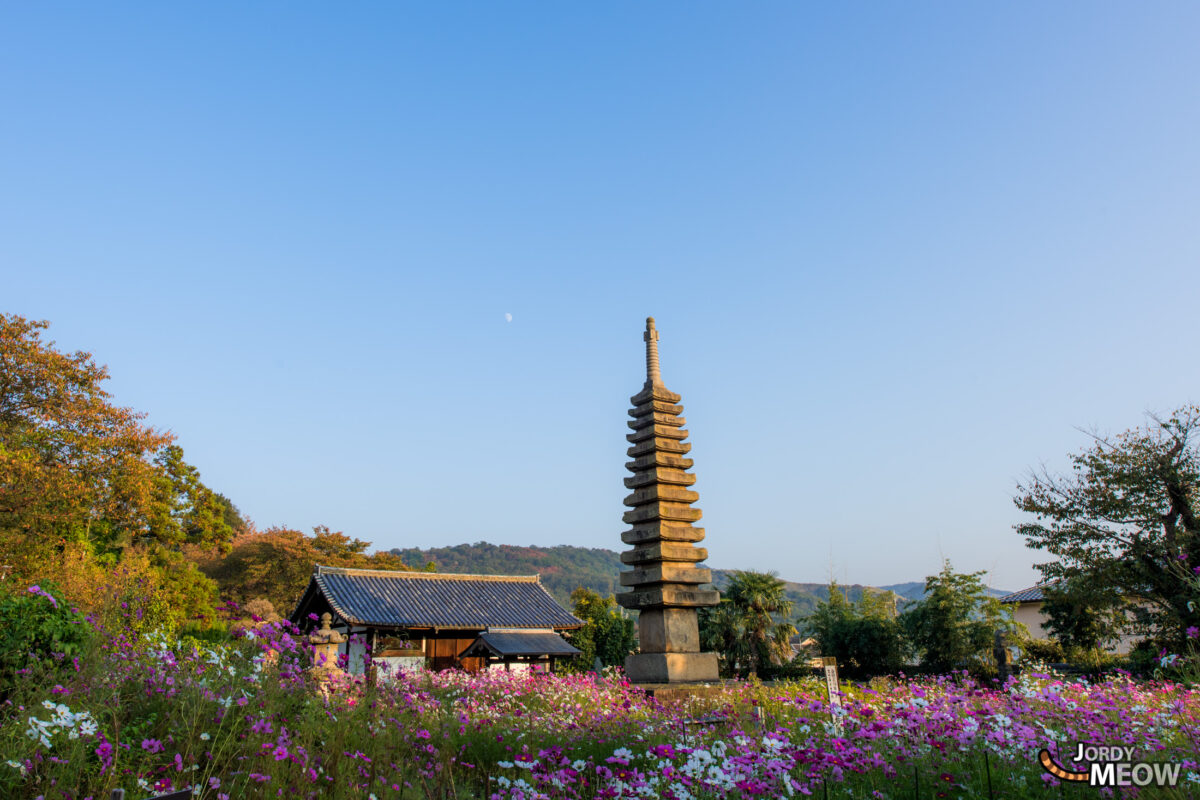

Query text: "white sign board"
[813, 656, 844, 736]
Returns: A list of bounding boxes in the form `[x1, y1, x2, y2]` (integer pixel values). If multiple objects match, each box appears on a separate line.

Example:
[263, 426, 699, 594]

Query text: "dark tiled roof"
[460, 631, 581, 658]
[999, 585, 1048, 603]
[293, 565, 582, 630]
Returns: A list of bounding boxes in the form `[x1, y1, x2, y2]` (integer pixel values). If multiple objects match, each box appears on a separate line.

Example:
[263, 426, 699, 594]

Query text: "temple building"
[616, 317, 721, 683]
[290, 565, 582, 674]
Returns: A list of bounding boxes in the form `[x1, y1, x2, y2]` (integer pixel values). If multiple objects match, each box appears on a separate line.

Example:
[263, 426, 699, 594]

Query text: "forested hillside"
[391, 542, 625, 605]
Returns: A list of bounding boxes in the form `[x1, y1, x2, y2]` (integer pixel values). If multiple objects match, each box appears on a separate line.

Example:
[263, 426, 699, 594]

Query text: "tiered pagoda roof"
[617, 318, 719, 608]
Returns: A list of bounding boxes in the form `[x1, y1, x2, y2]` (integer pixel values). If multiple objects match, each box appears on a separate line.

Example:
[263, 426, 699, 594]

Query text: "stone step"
[624, 468, 696, 489]
[628, 412, 686, 431]
[626, 438, 691, 458]
[617, 585, 721, 610]
[621, 524, 705, 545]
[625, 452, 694, 472]
[622, 502, 703, 525]
[620, 565, 712, 587]
[622, 484, 699, 507]
[626, 424, 689, 444]
[628, 399, 683, 418]
[620, 543, 708, 564]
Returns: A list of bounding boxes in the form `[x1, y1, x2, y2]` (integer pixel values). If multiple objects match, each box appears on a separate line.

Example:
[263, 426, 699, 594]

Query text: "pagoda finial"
[644, 317, 661, 386]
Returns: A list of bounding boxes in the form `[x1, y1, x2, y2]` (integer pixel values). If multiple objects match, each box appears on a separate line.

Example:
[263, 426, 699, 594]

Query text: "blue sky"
[3, 4, 1198, 590]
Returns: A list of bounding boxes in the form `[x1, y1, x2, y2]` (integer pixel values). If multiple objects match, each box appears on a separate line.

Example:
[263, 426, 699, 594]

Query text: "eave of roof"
[461, 631, 582, 658]
[999, 584, 1049, 603]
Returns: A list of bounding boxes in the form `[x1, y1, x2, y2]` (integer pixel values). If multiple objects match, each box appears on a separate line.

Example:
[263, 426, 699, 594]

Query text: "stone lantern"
[308, 612, 346, 673]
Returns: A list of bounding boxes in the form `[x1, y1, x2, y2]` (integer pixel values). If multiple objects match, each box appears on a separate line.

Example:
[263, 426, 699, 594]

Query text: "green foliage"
[0, 583, 91, 698]
[805, 582, 906, 678]
[700, 571, 796, 678]
[1015, 405, 1200, 647]
[699, 602, 747, 678]
[1039, 577, 1127, 652]
[563, 587, 636, 670]
[143, 444, 237, 550]
[177, 620, 232, 647]
[900, 561, 1016, 675]
[1021, 638, 1065, 664]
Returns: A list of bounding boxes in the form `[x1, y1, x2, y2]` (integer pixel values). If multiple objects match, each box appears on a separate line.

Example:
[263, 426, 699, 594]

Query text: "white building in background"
[1000, 584, 1143, 655]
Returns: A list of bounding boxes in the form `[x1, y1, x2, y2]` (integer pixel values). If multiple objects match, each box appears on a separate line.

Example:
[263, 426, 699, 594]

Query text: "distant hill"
[392, 542, 1009, 614]
[879, 581, 1013, 602]
[391, 542, 626, 606]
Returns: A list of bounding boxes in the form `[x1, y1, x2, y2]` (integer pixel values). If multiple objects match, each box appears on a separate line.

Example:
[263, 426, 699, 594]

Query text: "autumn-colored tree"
[197, 525, 412, 614]
[1, 316, 162, 562]
[0, 314, 235, 618]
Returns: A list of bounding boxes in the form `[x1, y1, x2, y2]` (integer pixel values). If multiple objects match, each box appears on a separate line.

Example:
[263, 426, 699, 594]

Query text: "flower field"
[2, 608, 1199, 800]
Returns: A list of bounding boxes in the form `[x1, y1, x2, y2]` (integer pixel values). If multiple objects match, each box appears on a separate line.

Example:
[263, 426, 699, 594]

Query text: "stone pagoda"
[616, 317, 720, 684]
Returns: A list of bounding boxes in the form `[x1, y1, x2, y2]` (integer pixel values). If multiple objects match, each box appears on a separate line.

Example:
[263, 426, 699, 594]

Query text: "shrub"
[0, 584, 91, 699]
[1021, 638, 1064, 664]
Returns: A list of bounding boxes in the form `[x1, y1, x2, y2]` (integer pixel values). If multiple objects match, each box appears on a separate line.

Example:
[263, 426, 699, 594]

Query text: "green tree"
[1014, 405, 1200, 647]
[700, 571, 796, 678]
[1038, 577, 1126, 653]
[698, 602, 749, 679]
[805, 582, 906, 677]
[563, 587, 636, 670]
[900, 561, 1015, 674]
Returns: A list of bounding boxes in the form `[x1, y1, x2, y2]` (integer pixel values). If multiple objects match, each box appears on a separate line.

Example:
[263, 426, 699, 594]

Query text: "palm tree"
[703, 571, 797, 678]
[700, 601, 750, 676]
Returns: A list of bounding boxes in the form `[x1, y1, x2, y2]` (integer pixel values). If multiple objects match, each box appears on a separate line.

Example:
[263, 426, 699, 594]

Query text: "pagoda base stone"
[638, 608, 700, 652]
[625, 651, 719, 684]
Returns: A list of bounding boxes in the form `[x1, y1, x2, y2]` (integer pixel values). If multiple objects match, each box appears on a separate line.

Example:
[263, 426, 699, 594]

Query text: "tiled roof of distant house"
[291, 565, 583, 630]
[999, 584, 1051, 603]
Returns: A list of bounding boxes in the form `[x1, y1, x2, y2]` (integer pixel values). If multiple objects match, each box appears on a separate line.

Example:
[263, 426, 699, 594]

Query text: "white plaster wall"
[1013, 603, 1051, 640]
